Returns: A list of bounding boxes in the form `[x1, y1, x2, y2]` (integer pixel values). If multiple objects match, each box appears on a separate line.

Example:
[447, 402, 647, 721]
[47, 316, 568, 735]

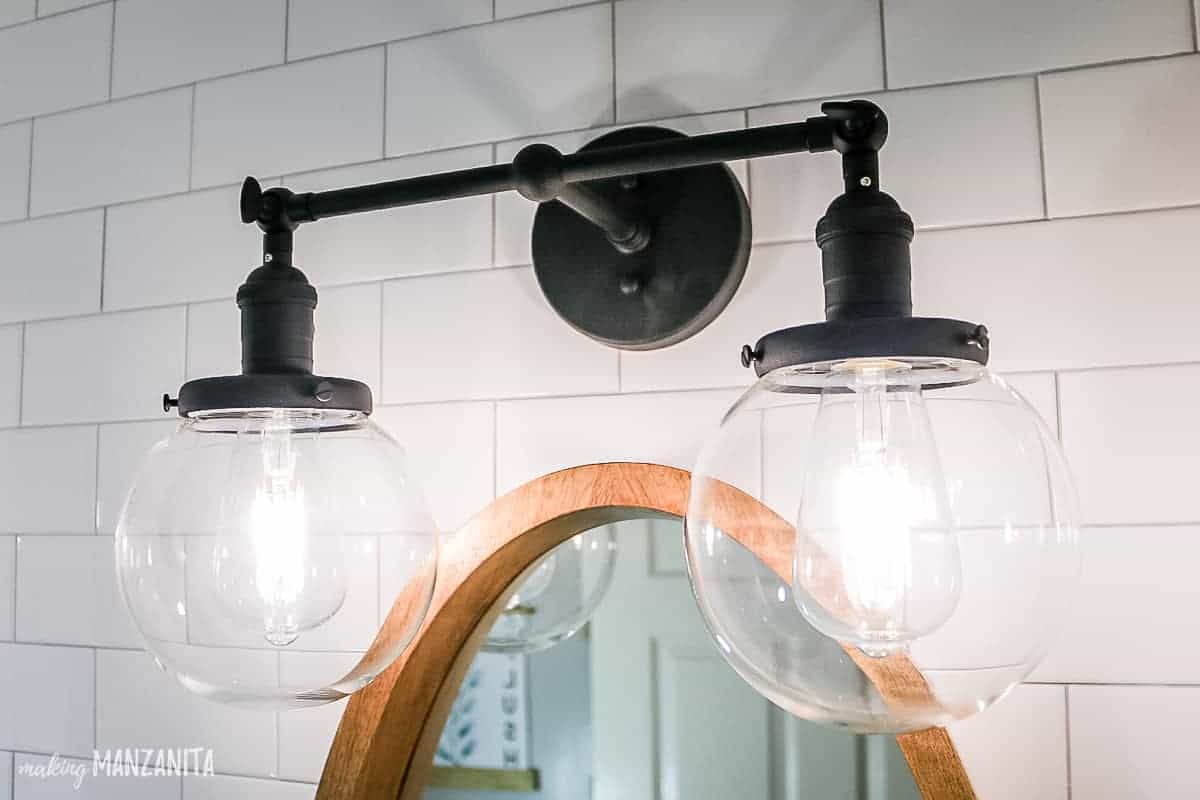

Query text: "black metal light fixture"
[115, 100, 1079, 727]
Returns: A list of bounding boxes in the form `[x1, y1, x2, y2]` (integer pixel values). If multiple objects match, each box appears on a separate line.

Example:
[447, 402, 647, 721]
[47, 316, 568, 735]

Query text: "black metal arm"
[240, 100, 888, 262]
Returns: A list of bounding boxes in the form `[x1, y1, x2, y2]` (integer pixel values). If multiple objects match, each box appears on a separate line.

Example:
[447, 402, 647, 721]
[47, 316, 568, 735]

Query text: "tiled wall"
[0, 0, 1196, 797]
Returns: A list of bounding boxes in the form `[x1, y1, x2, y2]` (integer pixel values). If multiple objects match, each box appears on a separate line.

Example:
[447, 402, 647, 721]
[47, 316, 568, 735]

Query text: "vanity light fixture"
[115, 100, 1079, 727]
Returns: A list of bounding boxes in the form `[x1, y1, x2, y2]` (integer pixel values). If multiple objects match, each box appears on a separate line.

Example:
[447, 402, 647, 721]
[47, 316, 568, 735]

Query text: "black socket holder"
[172, 181, 373, 417]
[742, 101, 990, 378]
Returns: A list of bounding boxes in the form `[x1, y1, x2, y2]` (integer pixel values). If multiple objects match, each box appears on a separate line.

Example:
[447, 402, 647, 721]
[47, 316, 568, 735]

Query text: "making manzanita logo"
[17, 749, 215, 789]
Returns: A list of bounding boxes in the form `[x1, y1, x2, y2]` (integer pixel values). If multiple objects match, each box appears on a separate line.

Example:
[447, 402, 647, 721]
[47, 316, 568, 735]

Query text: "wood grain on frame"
[315, 462, 976, 800]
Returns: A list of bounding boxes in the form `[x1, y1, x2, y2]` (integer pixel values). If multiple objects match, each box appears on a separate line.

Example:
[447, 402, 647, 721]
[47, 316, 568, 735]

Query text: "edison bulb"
[210, 411, 347, 647]
[686, 359, 1079, 732]
[115, 409, 438, 708]
[793, 360, 960, 656]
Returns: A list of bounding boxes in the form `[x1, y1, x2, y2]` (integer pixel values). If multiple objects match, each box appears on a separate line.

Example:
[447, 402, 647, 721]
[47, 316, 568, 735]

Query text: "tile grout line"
[15, 323, 25, 426]
[23, 118, 34, 218]
[105, 0, 116, 99]
[1064, 685, 1073, 799]
[92, 425, 100, 534]
[283, 0, 291, 62]
[1033, 75, 1050, 219]
[877, 0, 889, 89]
[609, 0, 617, 123]
[380, 42, 389, 158]
[1192, 0, 1199, 52]
[98, 207, 107, 311]
[186, 84, 197, 190]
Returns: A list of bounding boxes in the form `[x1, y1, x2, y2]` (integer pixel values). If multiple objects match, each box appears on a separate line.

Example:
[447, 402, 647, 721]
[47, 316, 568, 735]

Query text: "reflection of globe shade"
[486, 529, 617, 654]
[503, 553, 557, 612]
[116, 409, 438, 709]
[793, 360, 960, 656]
[686, 359, 1079, 732]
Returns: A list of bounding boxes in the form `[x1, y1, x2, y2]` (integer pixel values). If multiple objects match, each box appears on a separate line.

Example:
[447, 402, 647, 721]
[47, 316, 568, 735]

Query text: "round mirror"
[426, 519, 922, 799]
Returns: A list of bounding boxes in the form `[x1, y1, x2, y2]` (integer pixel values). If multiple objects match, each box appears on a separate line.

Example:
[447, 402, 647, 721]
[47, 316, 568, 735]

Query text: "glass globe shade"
[484, 528, 617, 654]
[115, 409, 438, 709]
[686, 358, 1079, 733]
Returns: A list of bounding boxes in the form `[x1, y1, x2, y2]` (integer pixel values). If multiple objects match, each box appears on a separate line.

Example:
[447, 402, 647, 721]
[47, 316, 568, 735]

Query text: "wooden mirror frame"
[315, 462, 977, 800]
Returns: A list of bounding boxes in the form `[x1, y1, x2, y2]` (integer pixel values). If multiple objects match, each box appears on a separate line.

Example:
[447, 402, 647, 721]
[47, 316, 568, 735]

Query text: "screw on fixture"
[967, 324, 990, 350]
[740, 344, 760, 369]
[162, 394, 179, 413]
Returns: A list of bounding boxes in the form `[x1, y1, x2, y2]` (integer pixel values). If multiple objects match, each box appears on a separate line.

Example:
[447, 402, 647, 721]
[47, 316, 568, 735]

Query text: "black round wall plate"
[531, 127, 751, 351]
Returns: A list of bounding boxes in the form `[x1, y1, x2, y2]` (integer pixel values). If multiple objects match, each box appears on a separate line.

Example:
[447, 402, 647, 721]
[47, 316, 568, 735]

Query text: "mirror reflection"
[426, 519, 921, 799]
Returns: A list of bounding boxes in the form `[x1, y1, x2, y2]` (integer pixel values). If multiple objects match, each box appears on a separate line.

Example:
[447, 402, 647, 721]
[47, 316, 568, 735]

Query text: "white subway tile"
[36, 0, 101, 13]
[0, 326, 20, 427]
[15, 752, 180, 798]
[30, 89, 193, 215]
[386, 5, 612, 156]
[288, 0, 489, 60]
[615, 0, 881, 121]
[495, 0, 593, 17]
[16, 535, 139, 648]
[1033, 526, 1200, 683]
[0, 122, 30, 222]
[277, 652, 357, 783]
[96, 420, 175, 535]
[1059, 365, 1200, 525]
[312, 282, 382, 393]
[619, 243, 820, 393]
[185, 299, 238, 381]
[96, 649, 277, 777]
[911, 207, 1200, 373]
[0, 1, 33, 27]
[0, 426, 96, 534]
[374, 401, 495, 533]
[750, 79, 1044, 244]
[23, 307, 186, 425]
[193, 49, 384, 188]
[0, 211, 102, 323]
[38, 0, 102, 14]
[113, 0, 285, 97]
[0, 538, 12, 640]
[285, 146, 493, 285]
[948, 684, 1067, 800]
[104, 185, 261, 312]
[502, 0, 601, 17]
[1041, 55, 1200, 218]
[381, 267, 618, 403]
[494, 110, 746, 268]
[0, 642, 94, 756]
[1070, 685, 1200, 799]
[0, 4, 111, 125]
[495, 389, 742, 494]
[885, 0, 1194, 87]
[185, 774, 314, 800]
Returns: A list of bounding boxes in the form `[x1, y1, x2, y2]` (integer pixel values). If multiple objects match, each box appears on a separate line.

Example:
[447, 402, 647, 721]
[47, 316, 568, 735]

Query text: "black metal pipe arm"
[279, 119, 832, 226]
[244, 101, 887, 257]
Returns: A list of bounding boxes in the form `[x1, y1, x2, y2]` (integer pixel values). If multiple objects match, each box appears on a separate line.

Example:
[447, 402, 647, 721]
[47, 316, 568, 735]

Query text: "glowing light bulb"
[792, 359, 960, 656]
[213, 410, 347, 647]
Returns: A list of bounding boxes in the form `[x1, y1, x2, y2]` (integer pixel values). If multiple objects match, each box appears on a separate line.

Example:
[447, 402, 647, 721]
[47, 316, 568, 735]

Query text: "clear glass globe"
[686, 358, 1079, 733]
[115, 408, 438, 709]
[484, 528, 617, 654]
